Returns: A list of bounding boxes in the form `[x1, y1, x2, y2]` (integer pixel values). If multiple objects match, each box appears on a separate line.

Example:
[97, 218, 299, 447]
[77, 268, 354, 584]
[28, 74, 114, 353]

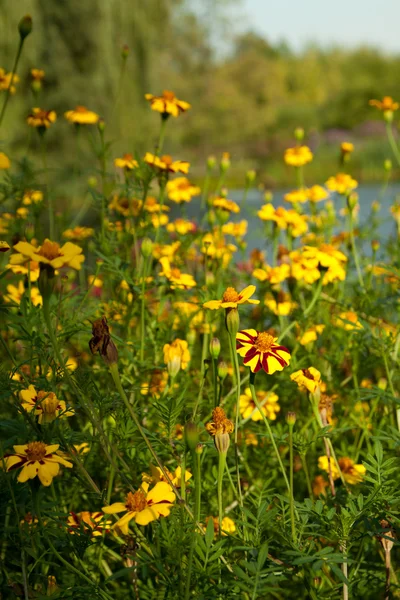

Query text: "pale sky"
[238, 0, 400, 53]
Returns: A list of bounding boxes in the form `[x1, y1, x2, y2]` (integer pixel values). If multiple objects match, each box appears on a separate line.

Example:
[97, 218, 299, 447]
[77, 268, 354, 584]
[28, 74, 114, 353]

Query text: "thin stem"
[184, 448, 201, 599]
[341, 542, 348, 600]
[217, 451, 227, 532]
[288, 424, 296, 544]
[0, 39, 23, 129]
[301, 454, 313, 502]
[348, 208, 365, 290]
[139, 272, 146, 362]
[385, 121, 400, 168]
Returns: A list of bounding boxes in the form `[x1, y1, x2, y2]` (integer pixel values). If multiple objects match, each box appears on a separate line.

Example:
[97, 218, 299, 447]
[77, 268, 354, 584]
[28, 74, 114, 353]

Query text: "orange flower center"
[338, 458, 354, 473]
[170, 268, 182, 279]
[125, 490, 147, 512]
[38, 240, 62, 261]
[75, 106, 88, 113]
[162, 90, 176, 101]
[254, 332, 274, 352]
[222, 287, 239, 303]
[161, 155, 173, 166]
[26, 441, 47, 462]
[123, 153, 133, 161]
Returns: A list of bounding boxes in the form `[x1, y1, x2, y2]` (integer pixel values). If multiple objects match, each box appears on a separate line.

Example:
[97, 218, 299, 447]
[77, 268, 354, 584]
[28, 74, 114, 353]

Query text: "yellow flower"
[64, 106, 99, 125]
[284, 189, 308, 204]
[19, 385, 74, 424]
[333, 311, 363, 331]
[203, 285, 259, 310]
[145, 90, 191, 117]
[284, 210, 308, 237]
[284, 146, 313, 167]
[143, 196, 170, 213]
[206, 516, 236, 536]
[289, 249, 321, 284]
[253, 264, 290, 284]
[240, 387, 280, 421]
[159, 257, 196, 289]
[114, 153, 138, 170]
[200, 231, 237, 267]
[0, 152, 10, 169]
[152, 241, 181, 260]
[166, 177, 200, 203]
[6, 259, 40, 282]
[67, 511, 112, 537]
[301, 244, 347, 284]
[264, 291, 296, 316]
[16, 207, 29, 219]
[102, 482, 176, 532]
[31, 68, 45, 81]
[213, 197, 240, 214]
[290, 367, 322, 394]
[163, 339, 191, 371]
[9, 239, 84, 271]
[22, 190, 43, 205]
[0, 68, 19, 94]
[369, 96, 399, 113]
[222, 220, 248, 238]
[236, 329, 291, 374]
[318, 456, 366, 485]
[142, 465, 192, 488]
[140, 369, 168, 397]
[144, 153, 189, 174]
[5, 281, 42, 306]
[313, 475, 329, 497]
[166, 219, 196, 235]
[62, 226, 94, 241]
[0, 240, 10, 252]
[299, 324, 325, 346]
[325, 173, 358, 195]
[206, 407, 234, 436]
[340, 142, 354, 155]
[3, 442, 72, 486]
[27, 108, 57, 129]
[307, 185, 329, 203]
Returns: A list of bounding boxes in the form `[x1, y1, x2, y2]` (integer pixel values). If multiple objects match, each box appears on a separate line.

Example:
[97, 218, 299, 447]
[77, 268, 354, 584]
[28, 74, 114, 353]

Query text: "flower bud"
[195, 443, 203, 455]
[264, 191, 273, 203]
[347, 192, 358, 212]
[18, 15, 32, 40]
[47, 575, 58, 596]
[384, 110, 393, 123]
[186, 329, 196, 346]
[220, 153, 230, 172]
[214, 432, 230, 454]
[141, 237, 153, 258]
[98, 118, 105, 133]
[225, 307, 239, 337]
[286, 411, 297, 426]
[246, 169, 256, 185]
[87, 176, 98, 188]
[371, 200, 381, 213]
[209, 337, 221, 359]
[384, 159, 392, 172]
[121, 44, 130, 59]
[294, 127, 304, 142]
[31, 80, 41, 94]
[371, 239, 380, 252]
[207, 155, 216, 170]
[217, 360, 228, 380]
[184, 421, 199, 451]
[167, 355, 181, 378]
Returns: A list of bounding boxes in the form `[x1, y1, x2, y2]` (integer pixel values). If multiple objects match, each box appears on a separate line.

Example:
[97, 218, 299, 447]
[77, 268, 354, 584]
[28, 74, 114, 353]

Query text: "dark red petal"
[243, 347, 258, 362]
[261, 353, 270, 373]
[272, 344, 290, 354]
[270, 350, 289, 367]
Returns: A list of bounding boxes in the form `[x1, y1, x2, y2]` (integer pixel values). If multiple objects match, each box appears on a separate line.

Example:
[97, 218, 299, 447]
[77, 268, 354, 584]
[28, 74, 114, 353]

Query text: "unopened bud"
[220, 187, 228, 198]
[195, 443, 203, 455]
[246, 169, 256, 185]
[18, 15, 32, 40]
[141, 237, 153, 258]
[294, 127, 304, 142]
[347, 192, 358, 211]
[264, 191, 273, 203]
[371, 200, 381, 213]
[47, 575, 58, 596]
[121, 44, 129, 59]
[286, 412, 297, 426]
[371, 239, 380, 252]
[87, 176, 98, 188]
[225, 308, 239, 337]
[384, 159, 392, 172]
[98, 118, 105, 133]
[207, 155, 216, 170]
[217, 360, 228, 380]
[220, 153, 230, 172]
[209, 337, 221, 359]
[184, 421, 199, 451]
[186, 329, 196, 346]
[31, 80, 41, 94]
[384, 110, 393, 123]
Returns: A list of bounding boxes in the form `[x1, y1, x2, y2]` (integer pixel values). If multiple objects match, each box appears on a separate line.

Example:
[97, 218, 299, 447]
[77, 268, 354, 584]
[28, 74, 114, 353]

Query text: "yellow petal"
[203, 300, 222, 310]
[102, 502, 127, 514]
[18, 462, 39, 483]
[135, 506, 159, 526]
[38, 461, 59, 486]
[146, 481, 175, 504]
[238, 285, 256, 301]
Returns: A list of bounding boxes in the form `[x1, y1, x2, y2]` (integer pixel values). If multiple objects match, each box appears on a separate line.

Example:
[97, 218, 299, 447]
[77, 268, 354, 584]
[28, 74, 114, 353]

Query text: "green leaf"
[374, 440, 383, 463]
[205, 516, 215, 549]
[257, 542, 269, 570]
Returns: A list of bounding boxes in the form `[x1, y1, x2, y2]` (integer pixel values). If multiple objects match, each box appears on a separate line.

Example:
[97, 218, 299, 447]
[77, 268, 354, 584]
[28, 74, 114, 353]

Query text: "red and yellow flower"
[20, 385, 74, 424]
[9, 239, 84, 271]
[67, 512, 112, 536]
[236, 329, 291, 374]
[3, 442, 72, 486]
[27, 108, 56, 129]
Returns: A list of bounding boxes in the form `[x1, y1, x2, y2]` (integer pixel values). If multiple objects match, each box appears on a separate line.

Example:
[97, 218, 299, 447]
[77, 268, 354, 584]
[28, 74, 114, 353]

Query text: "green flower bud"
[184, 421, 199, 451]
[286, 412, 297, 426]
[225, 308, 239, 337]
[18, 15, 32, 40]
[141, 237, 153, 258]
[207, 155, 216, 170]
[246, 169, 256, 185]
[294, 127, 304, 142]
[209, 337, 221, 359]
[217, 360, 228, 380]
[384, 159, 392, 172]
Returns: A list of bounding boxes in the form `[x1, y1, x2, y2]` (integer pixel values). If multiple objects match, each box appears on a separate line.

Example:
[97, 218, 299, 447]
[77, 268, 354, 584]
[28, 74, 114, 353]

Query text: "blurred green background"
[1, 0, 400, 187]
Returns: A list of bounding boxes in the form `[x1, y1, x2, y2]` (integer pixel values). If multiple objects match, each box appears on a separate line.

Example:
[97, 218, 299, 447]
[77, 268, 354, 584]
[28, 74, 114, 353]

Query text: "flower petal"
[238, 285, 256, 301]
[102, 502, 127, 514]
[38, 461, 59, 486]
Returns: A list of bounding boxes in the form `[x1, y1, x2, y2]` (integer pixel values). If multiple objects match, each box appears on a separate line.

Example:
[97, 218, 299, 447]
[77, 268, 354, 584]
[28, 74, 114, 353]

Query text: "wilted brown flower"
[89, 317, 118, 365]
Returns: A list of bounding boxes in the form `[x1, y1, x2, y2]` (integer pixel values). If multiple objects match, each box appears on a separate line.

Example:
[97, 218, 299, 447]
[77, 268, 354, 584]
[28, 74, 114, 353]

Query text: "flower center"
[254, 332, 274, 352]
[302, 368, 316, 381]
[38, 391, 59, 414]
[170, 268, 182, 279]
[38, 240, 62, 261]
[26, 441, 47, 462]
[123, 153, 133, 161]
[222, 287, 240, 303]
[162, 90, 176, 101]
[125, 490, 147, 512]
[161, 155, 173, 166]
[75, 106, 88, 113]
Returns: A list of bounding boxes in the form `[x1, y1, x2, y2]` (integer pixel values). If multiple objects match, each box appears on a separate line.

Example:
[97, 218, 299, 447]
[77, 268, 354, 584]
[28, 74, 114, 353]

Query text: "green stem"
[303, 275, 325, 318]
[139, 273, 146, 362]
[385, 122, 400, 168]
[212, 357, 218, 407]
[217, 451, 227, 533]
[184, 449, 201, 599]
[156, 118, 168, 155]
[0, 38, 23, 129]
[348, 209, 365, 290]
[288, 424, 296, 544]
[228, 329, 245, 522]
[382, 351, 400, 432]
[301, 453, 313, 502]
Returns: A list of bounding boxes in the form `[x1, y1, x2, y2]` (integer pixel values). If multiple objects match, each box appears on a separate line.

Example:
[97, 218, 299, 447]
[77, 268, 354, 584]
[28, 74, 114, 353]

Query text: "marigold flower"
[27, 108, 56, 129]
[299, 324, 325, 346]
[31, 68, 45, 81]
[144, 153, 189, 174]
[0, 68, 19, 94]
[307, 185, 329, 203]
[318, 456, 366, 485]
[240, 387, 280, 421]
[325, 173, 358, 195]
[284, 145, 313, 167]
[114, 153, 138, 170]
[253, 264, 290, 285]
[5, 281, 42, 306]
[142, 465, 192, 488]
[6, 259, 40, 282]
[89, 317, 118, 365]
[206, 407, 234, 436]
[166, 218, 196, 235]
[206, 516, 236, 537]
[222, 220, 248, 238]
[62, 226, 94, 241]
[67, 511, 112, 536]
[166, 177, 200, 203]
[264, 291, 296, 316]
[284, 189, 308, 204]
[369, 96, 399, 113]
[102, 482, 175, 532]
[333, 311, 363, 331]
[203, 285, 259, 310]
[0, 152, 10, 169]
[141, 370, 168, 397]
[213, 197, 240, 214]
[290, 367, 322, 394]
[22, 190, 43, 205]
[0, 240, 10, 252]
[163, 339, 191, 371]
[159, 257, 196, 289]
[145, 90, 191, 117]
[3, 442, 72, 486]
[20, 385, 73, 424]
[9, 239, 84, 271]
[340, 142, 354, 155]
[313, 475, 329, 496]
[64, 106, 99, 125]
[236, 329, 291, 374]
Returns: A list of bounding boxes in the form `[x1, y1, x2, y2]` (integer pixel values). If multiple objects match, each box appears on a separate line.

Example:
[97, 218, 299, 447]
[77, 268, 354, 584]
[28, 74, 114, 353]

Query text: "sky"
[238, 0, 400, 53]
